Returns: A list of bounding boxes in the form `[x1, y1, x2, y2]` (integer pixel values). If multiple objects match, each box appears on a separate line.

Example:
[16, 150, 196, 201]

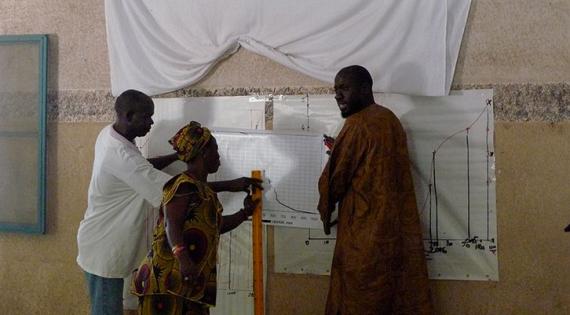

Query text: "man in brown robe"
[318, 65, 432, 315]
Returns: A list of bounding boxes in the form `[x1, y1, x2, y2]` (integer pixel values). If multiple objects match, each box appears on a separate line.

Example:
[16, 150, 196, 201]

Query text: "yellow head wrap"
[169, 121, 212, 162]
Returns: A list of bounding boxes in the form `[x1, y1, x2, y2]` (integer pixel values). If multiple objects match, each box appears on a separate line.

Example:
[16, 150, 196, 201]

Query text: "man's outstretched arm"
[148, 153, 178, 170]
[208, 177, 263, 193]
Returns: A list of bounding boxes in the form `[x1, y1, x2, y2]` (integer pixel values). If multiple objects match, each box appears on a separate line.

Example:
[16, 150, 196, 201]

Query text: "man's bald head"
[115, 89, 153, 115]
[334, 65, 375, 118]
[336, 65, 373, 91]
[113, 89, 155, 141]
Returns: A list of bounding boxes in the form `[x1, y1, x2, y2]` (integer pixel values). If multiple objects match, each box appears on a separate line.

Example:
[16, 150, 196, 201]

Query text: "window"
[0, 35, 47, 233]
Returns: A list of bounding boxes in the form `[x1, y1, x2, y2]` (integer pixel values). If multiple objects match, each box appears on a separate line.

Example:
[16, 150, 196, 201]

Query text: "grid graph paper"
[210, 130, 326, 228]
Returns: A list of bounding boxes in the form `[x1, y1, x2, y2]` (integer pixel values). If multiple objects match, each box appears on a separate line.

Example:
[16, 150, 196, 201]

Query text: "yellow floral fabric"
[318, 105, 433, 315]
[169, 121, 212, 162]
[132, 173, 222, 315]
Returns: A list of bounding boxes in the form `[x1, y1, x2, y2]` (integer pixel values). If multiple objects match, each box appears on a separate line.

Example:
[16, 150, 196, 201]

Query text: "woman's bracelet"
[171, 244, 186, 257]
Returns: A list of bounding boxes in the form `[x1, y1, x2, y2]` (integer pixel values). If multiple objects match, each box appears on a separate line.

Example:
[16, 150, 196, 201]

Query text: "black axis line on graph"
[422, 99, 494, 253]
[226, 231, 233, 290]
[299, 93, 311, 131]
[218, 288, 255, 293]
[306, 228, 336, 244]
[273, 188, 338, 244]
[220, 230, 256, 292]
[273, 188, 317, 215]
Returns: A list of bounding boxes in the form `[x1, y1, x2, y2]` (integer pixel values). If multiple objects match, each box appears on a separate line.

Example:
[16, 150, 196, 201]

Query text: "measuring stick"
[251, 170, 264, 315]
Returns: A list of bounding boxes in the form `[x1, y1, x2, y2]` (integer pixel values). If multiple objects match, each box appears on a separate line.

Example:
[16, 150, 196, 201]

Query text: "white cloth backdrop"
[105, 0, 471, 97]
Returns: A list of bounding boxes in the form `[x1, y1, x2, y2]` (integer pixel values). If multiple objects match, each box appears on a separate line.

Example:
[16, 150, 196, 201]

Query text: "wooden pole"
[251, 170, 264, 315]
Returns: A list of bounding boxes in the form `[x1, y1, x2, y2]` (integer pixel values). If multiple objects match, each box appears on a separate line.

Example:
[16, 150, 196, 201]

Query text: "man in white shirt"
[77, 89, 260, 314]
[77, 89, 178, 315]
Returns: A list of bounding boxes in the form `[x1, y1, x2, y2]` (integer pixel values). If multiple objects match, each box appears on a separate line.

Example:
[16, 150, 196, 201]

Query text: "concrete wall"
[0, 0, 568, 314]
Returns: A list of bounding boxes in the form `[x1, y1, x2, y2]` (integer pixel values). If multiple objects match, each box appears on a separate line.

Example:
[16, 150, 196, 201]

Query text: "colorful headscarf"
[169, 121, 212, 162]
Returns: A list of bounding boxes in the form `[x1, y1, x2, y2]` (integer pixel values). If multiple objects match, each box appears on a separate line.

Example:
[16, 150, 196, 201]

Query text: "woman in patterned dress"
[132, 121, 259, 315]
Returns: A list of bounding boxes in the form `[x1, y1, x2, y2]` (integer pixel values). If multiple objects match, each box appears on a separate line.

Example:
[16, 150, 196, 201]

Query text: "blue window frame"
[0, 34, 47, 233]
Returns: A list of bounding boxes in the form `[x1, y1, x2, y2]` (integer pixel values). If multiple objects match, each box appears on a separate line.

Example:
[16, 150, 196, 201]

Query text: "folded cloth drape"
[105, 0, 471, 97]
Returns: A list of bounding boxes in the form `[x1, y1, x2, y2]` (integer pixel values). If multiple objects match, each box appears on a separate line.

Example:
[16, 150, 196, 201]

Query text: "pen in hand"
[323, 134, 335, 155]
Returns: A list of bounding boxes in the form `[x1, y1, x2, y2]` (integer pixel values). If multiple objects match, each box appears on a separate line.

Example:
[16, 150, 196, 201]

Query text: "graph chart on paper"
[381, 93, 498, 281]
[210, 130, 327, 229]
[404, 100, 496, 252]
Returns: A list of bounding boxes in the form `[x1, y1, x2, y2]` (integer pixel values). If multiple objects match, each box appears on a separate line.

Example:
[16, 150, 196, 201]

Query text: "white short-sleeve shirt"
[77, 125, 172, 278]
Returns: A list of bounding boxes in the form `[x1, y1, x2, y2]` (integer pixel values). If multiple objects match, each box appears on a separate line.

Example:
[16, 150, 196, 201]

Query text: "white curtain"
[105, 0, 471, 97]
